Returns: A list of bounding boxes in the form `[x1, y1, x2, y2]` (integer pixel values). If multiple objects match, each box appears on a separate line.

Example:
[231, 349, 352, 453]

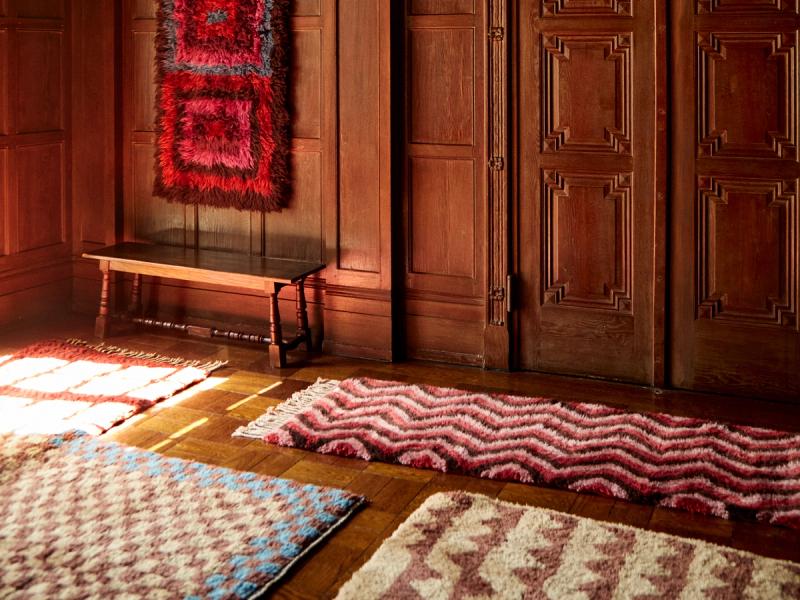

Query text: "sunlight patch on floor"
[225, 381, 281, 411]
[147, 417, 210, 452]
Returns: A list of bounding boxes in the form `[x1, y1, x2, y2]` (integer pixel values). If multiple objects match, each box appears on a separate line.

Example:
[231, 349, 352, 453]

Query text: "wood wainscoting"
[0, 0, 72, 327]
[58, 0, 798, 401]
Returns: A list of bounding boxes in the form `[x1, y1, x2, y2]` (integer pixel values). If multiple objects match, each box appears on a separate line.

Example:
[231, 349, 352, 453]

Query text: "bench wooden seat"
[82, 242, 325, 368]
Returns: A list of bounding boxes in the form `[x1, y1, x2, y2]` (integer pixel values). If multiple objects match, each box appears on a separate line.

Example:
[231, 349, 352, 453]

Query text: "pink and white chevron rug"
[234, 377, 800, 529]
[336, 492, 800, 599]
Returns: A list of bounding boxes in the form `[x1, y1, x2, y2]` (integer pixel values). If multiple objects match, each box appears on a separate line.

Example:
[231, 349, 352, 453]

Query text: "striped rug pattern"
[336, 492, 800, 599]
[235, 377, 800, 529]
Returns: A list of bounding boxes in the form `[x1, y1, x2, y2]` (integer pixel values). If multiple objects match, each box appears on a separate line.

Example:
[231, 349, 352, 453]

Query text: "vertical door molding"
[484, 0, 510, 368]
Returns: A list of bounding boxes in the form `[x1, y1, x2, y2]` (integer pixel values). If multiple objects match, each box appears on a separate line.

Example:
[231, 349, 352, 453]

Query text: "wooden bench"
[82, 242, 325, 369]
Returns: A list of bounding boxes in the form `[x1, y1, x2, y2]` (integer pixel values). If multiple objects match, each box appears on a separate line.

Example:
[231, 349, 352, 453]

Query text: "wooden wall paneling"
[16, 28, 63, 134]
[116, 0, 350, 356]
[131, 142, 188, 245]
[0, 148, 6, 256]
[410, 0, 475, 15]
[408, 157, 475, 278]
[0, 17, 6, 258]
[323, 0, 394, 360]
[293, 0, 322, 17]
[16, 142, 65, 252]
[71, 0, 117, 249]
[0, 27, 7, 135]
[670, 0, 800, 400]
[197, 207, 256, 254]
[131, 30, 156, 134]
[264, 17, 325, 263]
[132, 0, 155, 20]
[336, 0, 382, 275]
[17, 0, 64, 20]
[266, 149, 323, 261]
[70, 0, 121, 316]
[401, 1, 486, 365]
[124, 6, 189, 246]
[0, 0, 71, 327]
[515, 1, 661, 384]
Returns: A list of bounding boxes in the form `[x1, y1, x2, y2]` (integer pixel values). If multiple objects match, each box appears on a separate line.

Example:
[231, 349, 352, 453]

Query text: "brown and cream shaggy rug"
[336, 492, 800, 599]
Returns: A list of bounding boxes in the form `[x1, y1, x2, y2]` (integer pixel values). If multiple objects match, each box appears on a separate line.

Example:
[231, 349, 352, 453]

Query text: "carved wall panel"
[16, 143, 65, 252]
[697, 176, 797, 327]
[542, 170, 633, 313]
[17, 29, 63, 133]
[409, 157, 475, 278]
[698, 32, 797, 160]
[542, 34, 632, 154]
[697, 0, 797, 14]
[408, 28, 474, 146]
[542, 0, 632, 16]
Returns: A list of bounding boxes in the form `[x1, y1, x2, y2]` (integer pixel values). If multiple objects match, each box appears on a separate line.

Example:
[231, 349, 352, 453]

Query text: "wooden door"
[670, 1, 800, 401]
[401, 0, 487, 365]
[515, 1, 663, 384]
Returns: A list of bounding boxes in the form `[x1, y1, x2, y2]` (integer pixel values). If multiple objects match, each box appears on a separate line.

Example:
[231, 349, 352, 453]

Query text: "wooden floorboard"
[2, 315, 800, 598]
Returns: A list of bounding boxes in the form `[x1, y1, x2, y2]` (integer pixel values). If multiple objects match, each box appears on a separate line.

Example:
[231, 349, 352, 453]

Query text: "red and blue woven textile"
[154, 0, 289, 211]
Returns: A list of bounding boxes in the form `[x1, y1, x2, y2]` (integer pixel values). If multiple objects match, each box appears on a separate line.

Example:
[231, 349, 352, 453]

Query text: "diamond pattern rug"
[337, 491, 800, 599]
[0, 431, 364, 599]
[235, 377, 800, 529]
[0, 339, 225, 435]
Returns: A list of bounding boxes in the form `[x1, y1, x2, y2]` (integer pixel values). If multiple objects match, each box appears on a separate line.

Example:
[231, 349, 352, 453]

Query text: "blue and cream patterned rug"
[0, 431, 364, 599]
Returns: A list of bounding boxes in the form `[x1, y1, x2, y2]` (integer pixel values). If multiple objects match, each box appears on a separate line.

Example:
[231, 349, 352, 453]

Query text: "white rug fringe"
[66, 338, 227, 372]
[232, 378, 341, 439]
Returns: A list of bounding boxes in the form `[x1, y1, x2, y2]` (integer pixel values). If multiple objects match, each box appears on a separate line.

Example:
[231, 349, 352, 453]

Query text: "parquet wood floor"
[2, 315, 799, 599]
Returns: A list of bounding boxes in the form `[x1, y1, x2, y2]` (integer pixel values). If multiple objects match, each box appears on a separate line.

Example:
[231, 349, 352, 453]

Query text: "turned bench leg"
[268, 282, 287, 368]
[295, 279, 311, 351]
[128, 273, 142, 316]
[95, 262, 111, 339]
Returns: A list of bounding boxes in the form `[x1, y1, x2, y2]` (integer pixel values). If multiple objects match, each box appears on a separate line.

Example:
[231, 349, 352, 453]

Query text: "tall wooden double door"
[398, 1, 798, 399]
[512, 0, 799, 400]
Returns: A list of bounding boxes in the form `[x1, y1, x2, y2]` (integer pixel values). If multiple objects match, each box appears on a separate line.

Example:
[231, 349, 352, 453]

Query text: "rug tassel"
[66, 339, 227, 373]
[232, 378, 341, 439]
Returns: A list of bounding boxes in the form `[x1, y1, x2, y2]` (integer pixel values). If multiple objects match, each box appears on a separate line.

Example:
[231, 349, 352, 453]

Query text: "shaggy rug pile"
[0, 339, 225, 435]
[154, 0, 290, 211]
[235, 377, 800, 528]
[336, 492, 800, 599]
[0, 431, 363, 599]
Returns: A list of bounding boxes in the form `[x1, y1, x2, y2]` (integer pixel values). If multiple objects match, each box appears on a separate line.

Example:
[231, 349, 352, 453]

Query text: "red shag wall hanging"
[154, 0, 289, 212]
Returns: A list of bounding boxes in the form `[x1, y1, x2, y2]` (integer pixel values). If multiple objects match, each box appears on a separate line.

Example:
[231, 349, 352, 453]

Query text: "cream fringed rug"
[336, 492, 800, 599]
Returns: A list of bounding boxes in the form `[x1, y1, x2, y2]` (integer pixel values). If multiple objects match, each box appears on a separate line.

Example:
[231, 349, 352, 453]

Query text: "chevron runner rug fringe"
[0, 431, 364, 599]
[235, 377, 800, 529]
[336, 491, 800, 599]
[0, 339, 226, 435]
